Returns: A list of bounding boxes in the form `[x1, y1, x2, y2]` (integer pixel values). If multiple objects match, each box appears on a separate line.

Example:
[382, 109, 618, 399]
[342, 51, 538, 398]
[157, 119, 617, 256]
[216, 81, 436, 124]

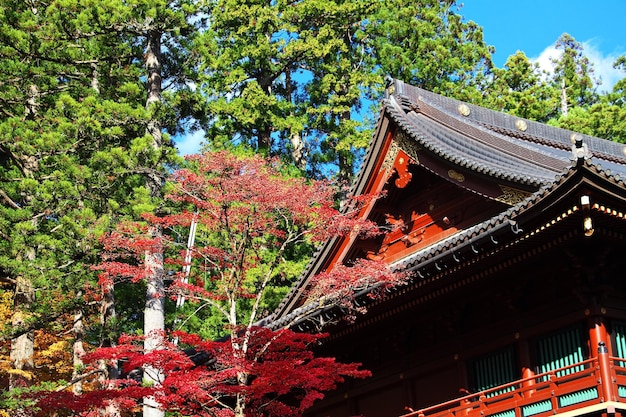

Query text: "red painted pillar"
[588, 315, 615, 402]
[518, 338, 535, 397]
[589, 316, 609, 358]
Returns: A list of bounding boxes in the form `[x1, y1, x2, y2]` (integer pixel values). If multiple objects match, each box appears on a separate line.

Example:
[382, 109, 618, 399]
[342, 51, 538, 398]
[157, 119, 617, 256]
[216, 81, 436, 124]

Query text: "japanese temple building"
[268, 78, 626, 417]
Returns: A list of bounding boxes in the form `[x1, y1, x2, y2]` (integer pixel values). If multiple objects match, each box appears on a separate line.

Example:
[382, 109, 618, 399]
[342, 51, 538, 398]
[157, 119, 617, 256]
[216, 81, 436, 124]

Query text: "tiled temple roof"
[268, 79, 626, 329]
[382, 79, 626, 186]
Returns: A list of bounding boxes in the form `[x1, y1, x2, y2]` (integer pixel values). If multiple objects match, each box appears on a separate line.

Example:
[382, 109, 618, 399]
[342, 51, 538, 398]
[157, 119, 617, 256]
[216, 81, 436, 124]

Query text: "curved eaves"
[383, 97, 563, 187]
[397, 81, 626, 173]
[391, 159, 626, 276]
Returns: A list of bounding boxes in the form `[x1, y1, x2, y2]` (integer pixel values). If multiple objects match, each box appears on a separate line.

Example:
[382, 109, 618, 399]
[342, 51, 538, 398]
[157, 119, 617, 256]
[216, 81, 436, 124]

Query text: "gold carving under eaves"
[496, 185, 532, 206]
[381, 141, 400, 173]
[396, 131, 420, 162]
[381, 131, 420, 173]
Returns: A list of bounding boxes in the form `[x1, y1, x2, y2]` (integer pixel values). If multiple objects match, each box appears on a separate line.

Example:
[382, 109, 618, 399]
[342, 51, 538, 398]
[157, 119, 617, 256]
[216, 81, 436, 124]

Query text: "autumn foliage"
[35, 328, 371, 417]
[31, 151, 404, 417]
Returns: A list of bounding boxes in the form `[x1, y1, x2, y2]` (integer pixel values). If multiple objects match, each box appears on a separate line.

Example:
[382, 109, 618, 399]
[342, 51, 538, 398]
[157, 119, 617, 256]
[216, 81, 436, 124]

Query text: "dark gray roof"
[385, 79, 626, 183]
[269, 80, 626, 327]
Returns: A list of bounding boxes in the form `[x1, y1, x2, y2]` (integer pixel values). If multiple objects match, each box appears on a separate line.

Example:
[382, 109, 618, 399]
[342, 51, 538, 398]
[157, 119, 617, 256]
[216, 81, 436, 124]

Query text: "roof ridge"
[383, 96, 556, 186]
[393, 79, 626, 164]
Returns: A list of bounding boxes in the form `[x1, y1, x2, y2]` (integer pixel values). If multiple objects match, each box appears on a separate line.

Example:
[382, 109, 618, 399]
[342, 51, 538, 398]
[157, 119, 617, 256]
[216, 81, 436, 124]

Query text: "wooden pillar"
[588, 315, 615, 402]
[518, 338, 535, 396]
[588, 315, 611, 357]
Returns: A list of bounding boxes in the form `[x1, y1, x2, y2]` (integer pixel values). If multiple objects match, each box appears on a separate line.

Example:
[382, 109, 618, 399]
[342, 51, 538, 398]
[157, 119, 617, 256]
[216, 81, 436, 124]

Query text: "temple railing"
[401, 355, 626, 417]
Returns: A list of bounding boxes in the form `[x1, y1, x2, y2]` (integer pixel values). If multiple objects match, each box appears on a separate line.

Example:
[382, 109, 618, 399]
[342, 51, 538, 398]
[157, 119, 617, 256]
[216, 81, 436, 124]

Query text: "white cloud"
[532, 40, 625, 93]
[532, 45, 560, 77]
[174, 129, 205, 156]
[582, 41, 624, 92]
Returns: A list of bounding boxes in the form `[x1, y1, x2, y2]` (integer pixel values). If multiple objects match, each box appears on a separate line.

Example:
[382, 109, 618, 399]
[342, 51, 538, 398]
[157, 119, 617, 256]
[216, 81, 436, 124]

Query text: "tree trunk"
[255, 70, 273, 153]
[9, 274, 34, 390]
[99, 281, 120, 417]
[560, 78, 568, 116]
[143, 27, 165, 417]
[143, 225, 165, 417]
[72, 301, 85, 395]
[289, 130, 306, 171]
[91, 62, 100, 94]
[234, 391, 247, 417]
[337, 107, 353, 190]
[10, 83, 39, 416]
[10, 272, 35, 417]
[145, 29, 163, 152]
[233, 346, 248, 417]
[286, 69, 306, 170]
[258, 127, 272, 153]
[25, 84, 39, 120]
[86, 52, 120, 414]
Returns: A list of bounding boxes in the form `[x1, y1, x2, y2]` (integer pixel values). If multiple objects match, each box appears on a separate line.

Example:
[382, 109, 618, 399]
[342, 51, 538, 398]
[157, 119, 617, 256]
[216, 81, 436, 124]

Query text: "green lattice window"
[468, 345, 518, 397]
[533, 326, 585, 379]
[613, 322, 626, 365]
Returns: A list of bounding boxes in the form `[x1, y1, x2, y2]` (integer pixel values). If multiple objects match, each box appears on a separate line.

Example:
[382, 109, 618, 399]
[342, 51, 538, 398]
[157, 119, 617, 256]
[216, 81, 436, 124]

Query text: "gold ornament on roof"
[515, 119, 527, 132]
[458, 104, 471, 117]
[396, 131, 420, 162]
[382, 140, 400, 172]
[448, 170, 465, 182]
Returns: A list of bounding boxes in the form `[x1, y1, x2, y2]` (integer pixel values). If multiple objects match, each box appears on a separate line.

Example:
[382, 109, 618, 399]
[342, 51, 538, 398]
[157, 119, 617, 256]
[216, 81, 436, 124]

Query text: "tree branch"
[0, 276, 17, 286]
[0, 189, 20, 209]
[54, 369, 107, 392]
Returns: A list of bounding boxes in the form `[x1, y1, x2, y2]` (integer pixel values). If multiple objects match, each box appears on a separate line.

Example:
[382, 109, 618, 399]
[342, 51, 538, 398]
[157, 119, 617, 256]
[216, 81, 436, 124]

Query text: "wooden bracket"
[393, 150, 413, 188]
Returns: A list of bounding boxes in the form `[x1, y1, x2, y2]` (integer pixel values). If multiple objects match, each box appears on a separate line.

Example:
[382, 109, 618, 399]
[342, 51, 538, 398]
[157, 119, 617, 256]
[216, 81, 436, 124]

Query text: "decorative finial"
[570, 133, 591, 165]
[385, 75, 395, 97]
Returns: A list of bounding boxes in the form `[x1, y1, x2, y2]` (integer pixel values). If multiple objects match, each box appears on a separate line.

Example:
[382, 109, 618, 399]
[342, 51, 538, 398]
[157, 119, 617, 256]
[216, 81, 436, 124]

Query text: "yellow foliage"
[0, 291, 13, 327]
[0, 292, 11, 385]
[34, 330, 74, 380]
[0, 295, 78, 387]
[38, 339, 72, 373]
[40, 340, 69, 358]
[0, 357, 11, 378]
[7, 368, 33, 380]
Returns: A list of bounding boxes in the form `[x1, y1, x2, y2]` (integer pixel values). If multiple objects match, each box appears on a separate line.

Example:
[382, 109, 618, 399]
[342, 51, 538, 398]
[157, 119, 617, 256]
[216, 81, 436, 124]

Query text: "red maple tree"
[32, 151, 405, 417]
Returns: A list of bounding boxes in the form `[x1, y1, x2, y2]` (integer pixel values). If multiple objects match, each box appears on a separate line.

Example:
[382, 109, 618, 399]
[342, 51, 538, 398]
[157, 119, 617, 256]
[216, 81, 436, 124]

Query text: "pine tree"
[0, 2, 204, 416]
[198, 0, 494, 182]
[551, 33, 599, 117]
[368, 0, 493, 100]
[483, 51, 558, 122]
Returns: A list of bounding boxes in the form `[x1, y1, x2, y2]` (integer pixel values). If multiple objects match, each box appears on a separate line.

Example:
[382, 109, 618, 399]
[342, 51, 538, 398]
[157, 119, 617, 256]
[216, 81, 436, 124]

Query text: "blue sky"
[175, 1, 626, 155]
[460, 0, 626, 92]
